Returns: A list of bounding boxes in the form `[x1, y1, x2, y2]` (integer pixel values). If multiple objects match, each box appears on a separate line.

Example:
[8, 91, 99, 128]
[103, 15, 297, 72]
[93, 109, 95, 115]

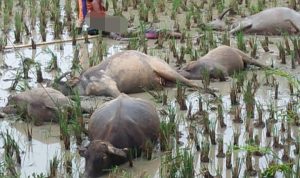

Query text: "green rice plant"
[200, 139, 210, 163]
[221, 31, 230, 46]
[243, 81, 256, 118]
[64, 0, 72, 21]
[179, 149, 194, 177]
[3, 8, 10, 33]
[216, 0, 225, 14]
[4, 0, 13, 15]
[57, 107, 71, 150]
[216, 137, 225, 158]
[236, 31, 247, 52]
[0, 130, 21, 177]
[35, 62, 43, 83]
[39, 12, 47, 42]
[48, 155, 59, 177]
[43, 48, 60, 72]
[176, 81, 187, 110]
[14, 11, 23, 43]
[159, 117, 177, 151]
[261, 162, 293, 177]
[232, 157, 243, 178]
[226, 144, 233, 169]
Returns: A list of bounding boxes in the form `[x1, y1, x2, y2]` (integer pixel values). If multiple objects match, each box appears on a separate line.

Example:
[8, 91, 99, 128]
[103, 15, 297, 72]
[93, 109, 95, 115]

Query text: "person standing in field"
[76, 0, 106, 35]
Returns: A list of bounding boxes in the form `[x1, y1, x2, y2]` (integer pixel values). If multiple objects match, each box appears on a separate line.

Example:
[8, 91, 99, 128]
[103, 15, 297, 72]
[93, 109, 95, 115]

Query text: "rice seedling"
[233, 129, 240, 146]
[291, 50, 296, 69]
[35, 62, 43, 83]
[57, 107, 71, 150]
[200, 139, 210, 163]
[289, 0, 297, 11]
[179, 149, 194, 177]
[0, 130, 21, 177]
[48, 155, 59, 178]
[243, 81, 256, 118]
[185, 12, 192, 30]
[282, 145, 293, 163]
[177, 46, 186, 66]
[69, 90, 85, 145]
[261, 161, 293, 178]
[232, 157, 243, 178]
[14, 11, 23, 44]
[171, 0, 181, 20]
[159, 117, 176, 151]
[176, 82, 187, 110]
[233, 106, 243, 123]
[44, 48, 60, 72]
[254, 102, 265, 128]
[236, 31, 247, 52]
[217, 98, 226, 128]
[39, 12, 47, 42]
[228, 0, 238, 15]
[209, 120, 217, 145]
[139, 3, 149, 22]
[216, 137, 225, 158]
[201, 68, 211, 91]
[221, 30, 230, 46]
[272, 128, 283, 149]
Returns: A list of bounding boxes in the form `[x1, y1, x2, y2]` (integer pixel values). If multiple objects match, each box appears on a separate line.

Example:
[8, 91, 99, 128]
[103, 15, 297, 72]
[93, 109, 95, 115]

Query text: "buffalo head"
[78, 140, 130, 177]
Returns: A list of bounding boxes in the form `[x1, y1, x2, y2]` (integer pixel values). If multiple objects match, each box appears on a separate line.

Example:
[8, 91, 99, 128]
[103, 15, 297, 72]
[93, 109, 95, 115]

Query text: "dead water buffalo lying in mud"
[178, 45, 268, 80]
[2, 87, 72, 126]
[78, 94, 160, 177]
[230, 7, 300, 35]
[57, 50, 199, 97]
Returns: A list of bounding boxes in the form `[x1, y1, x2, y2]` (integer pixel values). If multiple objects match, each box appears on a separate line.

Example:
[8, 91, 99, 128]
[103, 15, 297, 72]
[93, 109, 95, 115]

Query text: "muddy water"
[1, 0, 300, 178]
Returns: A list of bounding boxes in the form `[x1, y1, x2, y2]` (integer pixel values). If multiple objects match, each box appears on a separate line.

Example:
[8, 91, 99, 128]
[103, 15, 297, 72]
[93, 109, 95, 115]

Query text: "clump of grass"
[260, 36, 269, 52]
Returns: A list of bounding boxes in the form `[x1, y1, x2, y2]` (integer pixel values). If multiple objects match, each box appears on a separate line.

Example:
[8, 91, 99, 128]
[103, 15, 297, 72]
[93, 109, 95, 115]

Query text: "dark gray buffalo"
[78, 94, 160, 177]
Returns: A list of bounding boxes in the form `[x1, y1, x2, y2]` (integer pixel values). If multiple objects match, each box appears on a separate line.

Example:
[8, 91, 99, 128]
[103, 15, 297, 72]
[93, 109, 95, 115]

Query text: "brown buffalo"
[178, 45, 268, 80]
[3, 87, 72, 125]
[78, 94, 160, 177]
[55, 50, 199, 97]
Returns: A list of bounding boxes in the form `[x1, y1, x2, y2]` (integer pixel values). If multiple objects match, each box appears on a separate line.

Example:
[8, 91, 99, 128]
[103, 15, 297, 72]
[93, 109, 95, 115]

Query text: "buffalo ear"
[107, 145, 128, 158]
[78, 146, 88, 157]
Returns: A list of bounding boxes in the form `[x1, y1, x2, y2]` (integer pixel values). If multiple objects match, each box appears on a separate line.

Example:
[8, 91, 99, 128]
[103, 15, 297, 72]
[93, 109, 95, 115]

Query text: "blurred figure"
[76, 0, 106, 35]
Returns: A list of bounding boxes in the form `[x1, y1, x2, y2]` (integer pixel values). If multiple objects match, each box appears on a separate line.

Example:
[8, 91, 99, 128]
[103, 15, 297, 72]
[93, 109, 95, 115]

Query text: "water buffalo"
[78, 94, 160, 177]
[55, 50, 199, 97]
[3, 87, 72, 126]
[178, 45, 268, 80]
[230, 7, 300, 35]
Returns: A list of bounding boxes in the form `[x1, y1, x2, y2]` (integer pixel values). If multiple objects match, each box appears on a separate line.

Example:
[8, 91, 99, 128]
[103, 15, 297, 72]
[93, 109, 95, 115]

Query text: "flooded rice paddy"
[1, 0, 300, 177]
